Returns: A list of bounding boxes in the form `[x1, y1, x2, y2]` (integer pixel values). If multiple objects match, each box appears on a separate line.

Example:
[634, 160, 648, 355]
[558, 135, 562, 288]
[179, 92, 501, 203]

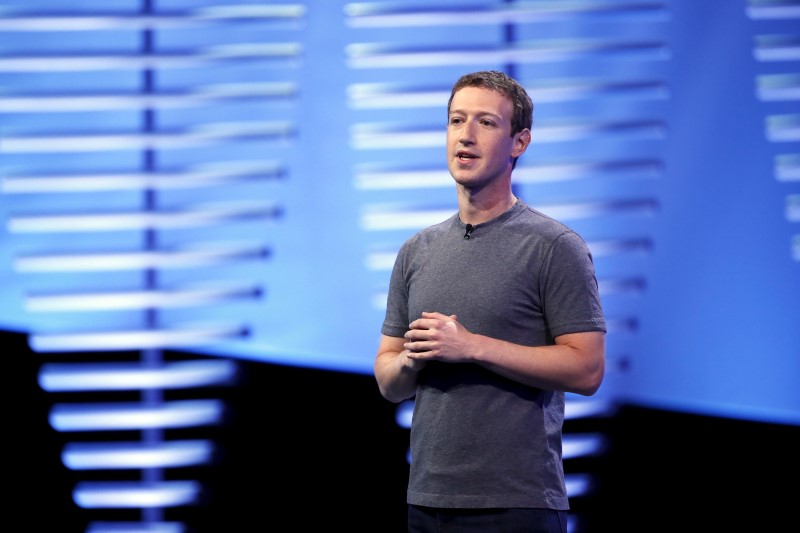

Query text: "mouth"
[456, 150, 477, 161]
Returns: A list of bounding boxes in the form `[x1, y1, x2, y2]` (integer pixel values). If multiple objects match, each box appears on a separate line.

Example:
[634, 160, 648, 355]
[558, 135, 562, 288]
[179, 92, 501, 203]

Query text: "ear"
[512, 128, 531, 158]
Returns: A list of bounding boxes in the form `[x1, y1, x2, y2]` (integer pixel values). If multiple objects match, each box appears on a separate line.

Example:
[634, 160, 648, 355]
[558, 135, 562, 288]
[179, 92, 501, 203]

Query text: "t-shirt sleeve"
[381, 242, 411, 338]
[542, 230, 607, 338]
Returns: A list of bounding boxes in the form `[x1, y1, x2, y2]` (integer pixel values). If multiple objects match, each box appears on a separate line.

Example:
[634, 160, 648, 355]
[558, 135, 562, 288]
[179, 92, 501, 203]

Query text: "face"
[447, 86, 530, 190]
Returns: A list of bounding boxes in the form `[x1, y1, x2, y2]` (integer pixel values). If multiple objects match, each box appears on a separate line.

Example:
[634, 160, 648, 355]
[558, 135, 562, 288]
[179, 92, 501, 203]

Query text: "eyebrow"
[448, 108, 503, 121]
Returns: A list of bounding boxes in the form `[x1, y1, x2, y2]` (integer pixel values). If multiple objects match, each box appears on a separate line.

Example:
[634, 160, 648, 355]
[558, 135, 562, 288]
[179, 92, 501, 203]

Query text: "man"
[374, 70, 606, 532]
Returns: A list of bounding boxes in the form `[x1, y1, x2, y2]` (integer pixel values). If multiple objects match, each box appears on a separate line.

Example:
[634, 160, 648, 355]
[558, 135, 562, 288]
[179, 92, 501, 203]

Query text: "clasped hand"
[403, 311, 474, 363]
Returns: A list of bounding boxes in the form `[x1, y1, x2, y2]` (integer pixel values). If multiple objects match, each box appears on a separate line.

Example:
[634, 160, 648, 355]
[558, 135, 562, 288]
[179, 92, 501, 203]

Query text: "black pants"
[408, 505, 568, 533]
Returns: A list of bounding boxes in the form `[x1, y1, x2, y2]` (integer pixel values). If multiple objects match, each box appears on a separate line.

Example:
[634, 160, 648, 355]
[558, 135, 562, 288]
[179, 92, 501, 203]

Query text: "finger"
[409, 318, 436, 331]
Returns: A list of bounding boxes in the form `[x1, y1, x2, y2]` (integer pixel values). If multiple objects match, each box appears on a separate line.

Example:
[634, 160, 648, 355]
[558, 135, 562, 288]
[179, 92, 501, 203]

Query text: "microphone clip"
[464, 224, 474, 240]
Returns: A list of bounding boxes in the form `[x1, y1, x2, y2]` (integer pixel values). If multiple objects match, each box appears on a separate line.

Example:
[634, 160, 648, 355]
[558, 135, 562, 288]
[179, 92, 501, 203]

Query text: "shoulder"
[400, 214, 457, 250]
[512, 202, 584, 244]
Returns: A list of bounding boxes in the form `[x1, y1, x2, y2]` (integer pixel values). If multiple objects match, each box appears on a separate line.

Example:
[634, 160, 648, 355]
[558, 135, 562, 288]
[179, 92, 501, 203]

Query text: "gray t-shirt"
[381, 200, 606, 510]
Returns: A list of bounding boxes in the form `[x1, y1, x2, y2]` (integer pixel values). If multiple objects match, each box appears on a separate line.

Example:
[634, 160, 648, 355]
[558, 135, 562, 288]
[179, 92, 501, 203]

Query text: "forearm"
[374, 334, 424, 402]
[374, 349, 421, 403]
[471, 331, 605, 396]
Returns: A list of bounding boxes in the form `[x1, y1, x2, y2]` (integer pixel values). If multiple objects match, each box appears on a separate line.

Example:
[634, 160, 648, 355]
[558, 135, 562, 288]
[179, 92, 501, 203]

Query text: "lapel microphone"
[464, 224, 474, 240]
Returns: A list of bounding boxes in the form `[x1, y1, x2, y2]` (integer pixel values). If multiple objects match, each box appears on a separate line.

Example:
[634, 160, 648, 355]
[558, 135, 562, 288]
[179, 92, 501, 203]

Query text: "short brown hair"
[447, 70, 533, 136]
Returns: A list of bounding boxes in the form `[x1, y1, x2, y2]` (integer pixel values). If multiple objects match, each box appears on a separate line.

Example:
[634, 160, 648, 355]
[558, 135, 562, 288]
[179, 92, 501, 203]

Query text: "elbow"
[556, 331, 606, 396]
[384, 393, 410, 404]
[377, 382, 414, 404]
[376, 383, 397, 403]
[572, 362, 605, 396]
[575, 377, 603, 396]
[374, 375, 413, 404]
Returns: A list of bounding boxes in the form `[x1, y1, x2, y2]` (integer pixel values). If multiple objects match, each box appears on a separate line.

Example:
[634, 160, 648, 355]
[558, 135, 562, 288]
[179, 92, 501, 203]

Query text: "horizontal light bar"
[598, 277, 646, 296]
[8, 202, 282, 233]
[562, 433, 608, 460]
[50, 399, 224, 431]
[0, 121, 294, 153]
[197, 5, 307, 21]
[73, 480, 201, 508]
[63, 440, 214, 470]
[788, 195, 800, 221]
[515, 158, 664, 182]
[587, 238, 654, 257]
[0, 5, 306, 31]
[2, 162, 285, 193]
[86, 521, 185, 533]
[756, 74, 800, 101]
[776, 154, 800, 181]
[565, 398, 616, 420]
[345, 1, 665, 27]
[30, 323, 248, 352]
[754, 35, 800, 61]
[15, 243, 269, 272]
[533, 199, 659, 221]
[39, 359, 238, 392]
[360, 208, 454, 230]
[529, 79, 669, 103]
[347, 87, 449, 109]
[350, 129, 442, 149]
[747, 3, 800, 19]
[0, 44, 302, 72]
[355, 169, 451, 189]
[0, 82, 297, 112]
[85, 522, 188, 533]
[346, 40, 669, 69]
[766, 114, 800, 142]
[365, 251, 398, 271]
[565, 473, 593, 498]
[26, 283, 262, 312]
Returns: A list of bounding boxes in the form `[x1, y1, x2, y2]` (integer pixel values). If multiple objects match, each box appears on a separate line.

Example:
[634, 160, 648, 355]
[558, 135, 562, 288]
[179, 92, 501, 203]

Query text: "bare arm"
[404, 311, 605, 396]
[374, 334, 426, 403]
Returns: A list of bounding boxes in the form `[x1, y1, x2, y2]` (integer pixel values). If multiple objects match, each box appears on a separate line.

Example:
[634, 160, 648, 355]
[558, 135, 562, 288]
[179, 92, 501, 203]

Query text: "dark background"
[8, 330, 798, 533]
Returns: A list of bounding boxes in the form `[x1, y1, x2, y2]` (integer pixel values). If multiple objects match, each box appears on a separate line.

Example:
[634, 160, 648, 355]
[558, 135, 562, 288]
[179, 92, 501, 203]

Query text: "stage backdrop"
[0, 0, 797, 427]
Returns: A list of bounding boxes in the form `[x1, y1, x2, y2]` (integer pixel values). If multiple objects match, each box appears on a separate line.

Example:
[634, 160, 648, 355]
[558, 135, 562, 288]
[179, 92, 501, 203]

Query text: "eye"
[449, 116, 463, 125]
[479, 119, 495, 127]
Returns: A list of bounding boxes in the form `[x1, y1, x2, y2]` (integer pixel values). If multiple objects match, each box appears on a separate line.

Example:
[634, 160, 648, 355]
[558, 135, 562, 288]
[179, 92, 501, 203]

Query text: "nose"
[459, 121, 476, 145]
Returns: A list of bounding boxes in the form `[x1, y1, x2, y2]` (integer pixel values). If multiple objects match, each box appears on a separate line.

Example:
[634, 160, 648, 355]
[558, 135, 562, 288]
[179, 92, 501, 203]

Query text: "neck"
[457, 188, 518, 225]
